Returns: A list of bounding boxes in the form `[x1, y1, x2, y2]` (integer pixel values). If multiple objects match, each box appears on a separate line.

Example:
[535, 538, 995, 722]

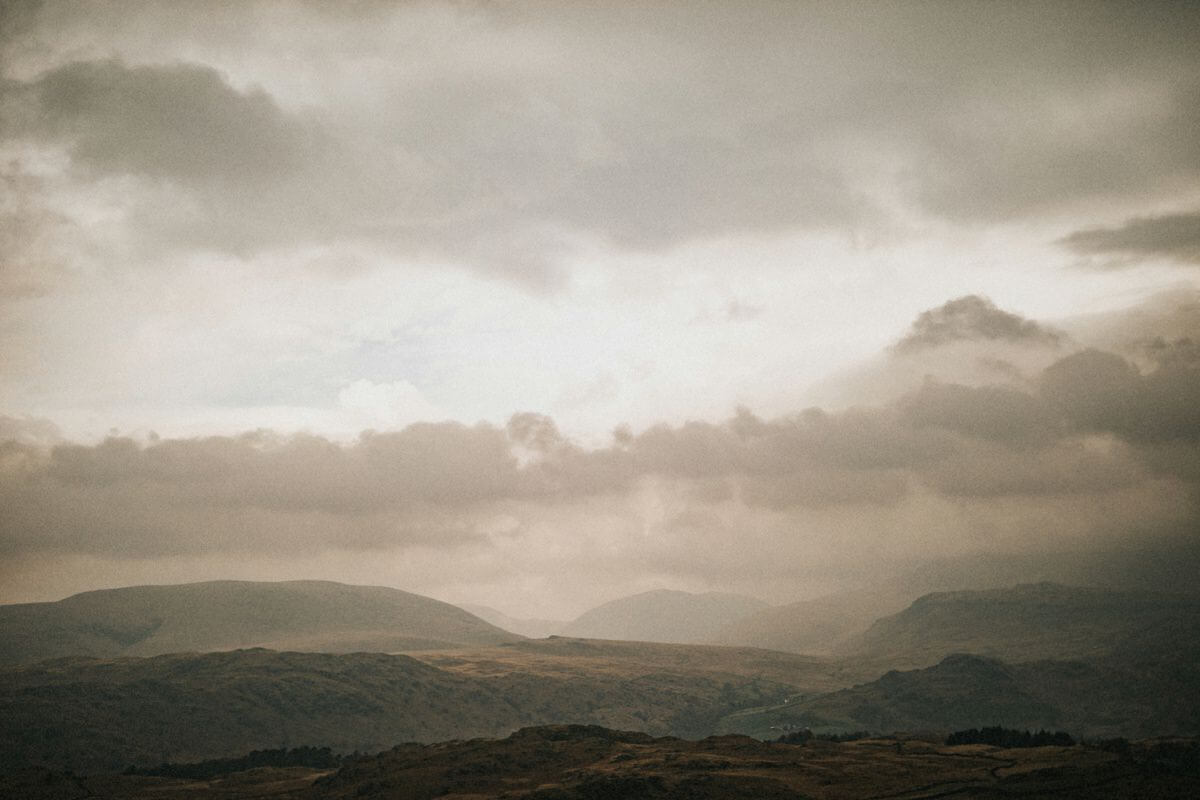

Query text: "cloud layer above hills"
[1, 2, 1199, 613]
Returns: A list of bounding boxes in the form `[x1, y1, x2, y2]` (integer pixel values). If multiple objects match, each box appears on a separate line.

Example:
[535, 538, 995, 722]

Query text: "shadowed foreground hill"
[0, 643, 838, 772]
[721, 643, 1200, 740]
[0, 580, 519, 666]
[558, 589, 768, 644]
[7, 727, 1199, 799]
[841, 582, 1200, 669]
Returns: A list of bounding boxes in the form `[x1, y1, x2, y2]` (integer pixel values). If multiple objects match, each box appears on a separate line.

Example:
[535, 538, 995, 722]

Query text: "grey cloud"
[0, 163, 80, 299]
[893, 295, 1065, 354]
[506, 412, 563, 452]
[0, 414, 61, 447]
[1059, 211, 1200, 265]
[3, 1, 1194, 289]
[37, 423, 523, 519]
[20, 58, 311, 185]
[911, 83, 1200, 221]
[4, 334, 1200, 558]
[919, 437, 1144, 499]
[1145, 337, 1200, 369]
[1039, 348, 1200, 443]
[740, 467, 910, 510]
[899, 381, 1061, 447]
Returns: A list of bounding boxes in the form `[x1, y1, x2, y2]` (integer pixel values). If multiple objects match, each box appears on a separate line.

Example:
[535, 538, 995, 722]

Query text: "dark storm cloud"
[1060, 212, 1200, 265]
[893, 295, 1065, 354]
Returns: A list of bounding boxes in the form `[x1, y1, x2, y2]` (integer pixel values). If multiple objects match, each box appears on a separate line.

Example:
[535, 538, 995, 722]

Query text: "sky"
[1, 0, 1199, 618]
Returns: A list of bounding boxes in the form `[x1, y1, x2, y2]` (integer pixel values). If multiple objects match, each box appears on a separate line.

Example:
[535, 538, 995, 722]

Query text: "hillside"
[415, 636, 870, 694]
[0, 641, 850, 772]
[841, 582, 1200, 669]
[0, 580, 520, 666]
[710, 589, 908, 655]
[558, 589, 768, 644]
[720, 644, 1200, 740]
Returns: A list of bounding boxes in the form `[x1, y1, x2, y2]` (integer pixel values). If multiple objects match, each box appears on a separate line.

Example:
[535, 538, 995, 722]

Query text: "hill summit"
[0, 579, 520, 666]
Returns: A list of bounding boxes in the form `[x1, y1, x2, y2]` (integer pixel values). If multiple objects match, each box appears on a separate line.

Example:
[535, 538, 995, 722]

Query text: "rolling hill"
[0, 580, 521, 666]
[840, 582, 1200, 669]
[557, 589, 769, 644]
[719, 644, 1200, 741]
[0, 642, 841, 772]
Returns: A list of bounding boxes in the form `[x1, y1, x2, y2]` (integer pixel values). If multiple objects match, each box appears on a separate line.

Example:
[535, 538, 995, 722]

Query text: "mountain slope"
[0, 580, 520, 666]
[720, 646, 1200, 740]
[558, 589, 768, 645]
[840, 582, 1200, 669]
[710, 589, 909, 655]
[0, 642, 834, 772]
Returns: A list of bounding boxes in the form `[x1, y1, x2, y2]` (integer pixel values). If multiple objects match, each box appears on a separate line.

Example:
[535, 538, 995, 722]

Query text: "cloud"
[20, 58, 310, 185]
[6, 329, 1199, 561]
[0, 414, 60, 447]
[2, 0, 1195, 293]
[3, 329, 1199, 613]
[1040, 348, 1200, 443]
[899, 381, 1061, 447]
[893, 295, 1064, 354]
[1059, 211, 1200, 265]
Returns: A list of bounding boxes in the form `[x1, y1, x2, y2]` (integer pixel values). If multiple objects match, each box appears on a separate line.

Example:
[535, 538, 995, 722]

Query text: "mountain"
[720, 645, 1200, 740]
[0, 641, 846, 772]
[841, 582, 1200, 669]
[458, 603, 564, 638]
[0, 580, 521, 666]
[558, 589, 769, 645]
[713, 543, 1200, 657]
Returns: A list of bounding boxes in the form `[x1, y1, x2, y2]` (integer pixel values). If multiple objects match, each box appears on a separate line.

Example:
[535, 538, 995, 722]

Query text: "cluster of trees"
[126, 745, 342, 779]
[775, 729, 872, 744]
[946, 727, 1074, 748]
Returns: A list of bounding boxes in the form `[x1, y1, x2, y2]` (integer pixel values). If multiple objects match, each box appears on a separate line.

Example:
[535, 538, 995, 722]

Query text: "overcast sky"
[1, 1, 1198, 616]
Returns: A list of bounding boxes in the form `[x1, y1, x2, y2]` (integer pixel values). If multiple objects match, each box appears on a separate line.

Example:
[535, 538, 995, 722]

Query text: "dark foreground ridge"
[5, 725, 1199, 799]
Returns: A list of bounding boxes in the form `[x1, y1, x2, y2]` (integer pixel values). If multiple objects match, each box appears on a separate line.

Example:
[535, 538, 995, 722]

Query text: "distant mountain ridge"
[0, 580, 520, 666]
[557, 589, 769, 645]
[841, 581, 1200, 668]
